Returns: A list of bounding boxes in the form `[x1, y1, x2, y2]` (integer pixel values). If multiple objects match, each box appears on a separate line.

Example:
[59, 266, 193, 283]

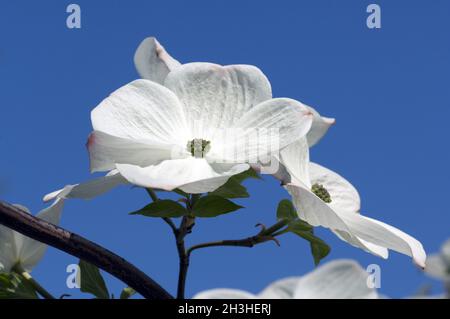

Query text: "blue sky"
[1, 0, 449, 298]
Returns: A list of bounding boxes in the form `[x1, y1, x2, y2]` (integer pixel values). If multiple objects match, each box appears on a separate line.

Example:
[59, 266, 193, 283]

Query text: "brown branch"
[0, 200, 173, 300]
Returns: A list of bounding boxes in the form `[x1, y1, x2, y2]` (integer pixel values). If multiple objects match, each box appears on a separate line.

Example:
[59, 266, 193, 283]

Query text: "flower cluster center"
[311, 183, 332, 203]
[187, 139, 211, 158]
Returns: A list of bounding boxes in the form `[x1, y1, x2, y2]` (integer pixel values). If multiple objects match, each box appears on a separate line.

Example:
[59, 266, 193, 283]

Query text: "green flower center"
[311, 183, 332, 203]
[187, 139, 211, 158]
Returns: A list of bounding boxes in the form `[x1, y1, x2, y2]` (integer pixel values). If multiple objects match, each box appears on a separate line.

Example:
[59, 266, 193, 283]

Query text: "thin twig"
[163, 217, 177, 234]
[187, 235, 273, 256]
[0, 200, 173, 300]
[187, 220, 288, 257]
[145, 188, 159, 202]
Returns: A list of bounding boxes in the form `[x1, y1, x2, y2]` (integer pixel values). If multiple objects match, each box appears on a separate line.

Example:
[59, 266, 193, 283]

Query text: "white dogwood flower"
[193, 259, 378, 299]
[0, 199, 64, 273]
[45, 39, 318, 200]
[89, 63, 315, 192]
[277, 139, 426, 268]
[424, 239, 450, 281]
[44, 37, 334, 202]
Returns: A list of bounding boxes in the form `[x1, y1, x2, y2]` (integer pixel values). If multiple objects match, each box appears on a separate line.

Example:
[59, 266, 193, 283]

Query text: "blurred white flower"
[194, 259, 378, 299]
[424, 239, 450, 281]
[277, 139, 426, 268]
[0, 199, 64, 273]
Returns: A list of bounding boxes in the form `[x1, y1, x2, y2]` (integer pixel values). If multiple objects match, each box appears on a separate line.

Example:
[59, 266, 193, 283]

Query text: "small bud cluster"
[311, 183, 332, 203]
[187, 139, 211, 158]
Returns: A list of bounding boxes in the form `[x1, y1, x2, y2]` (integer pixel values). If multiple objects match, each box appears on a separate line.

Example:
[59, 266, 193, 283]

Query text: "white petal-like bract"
[116, 158, 249, 193]
[306, 105, 335, 147]
[134, 37, 181, 84]
[44, 170, 128, 202]
[0, 199, 64, 272]
[164, 63, 272, 140]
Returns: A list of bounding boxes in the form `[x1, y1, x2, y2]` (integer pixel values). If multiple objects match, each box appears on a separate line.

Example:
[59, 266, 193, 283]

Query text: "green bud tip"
[311, 183, 332, 203]
[187, 139, 211, 158]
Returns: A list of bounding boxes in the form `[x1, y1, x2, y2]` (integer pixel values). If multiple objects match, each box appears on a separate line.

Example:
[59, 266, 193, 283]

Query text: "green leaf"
[0, 273, 38, 299]
[78, 260, 110, 299]
[310, 240, 331, 266]
[287, 219, 313, 232]
[208, 168, 260, 199]
[289, 228, 330, 266]
[233, 168, 261, 183]
[276, 199, 298, 221]
[277, 199, 331, 266]
[130, 200, 188, 218]
[120, 287, 136, 299]
[192, 195, 243, 218]
[209, 178, 249, 199]
[278, 201, 327, 265]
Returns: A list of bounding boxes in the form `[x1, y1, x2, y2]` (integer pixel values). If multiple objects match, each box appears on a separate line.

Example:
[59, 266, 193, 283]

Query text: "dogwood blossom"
[45, 37, 319, 200]
[425, 239, 450, 281]
[277, 139, 426, 267]
[57, 72, 311, 197]
[0, 199, 64, 273]
[193, 259, 378, 299]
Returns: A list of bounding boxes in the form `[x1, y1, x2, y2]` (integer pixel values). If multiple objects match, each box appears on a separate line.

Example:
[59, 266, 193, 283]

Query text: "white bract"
[135, 37, 335, 147]
[277, 139, 426, 268]
[134, 37, 181, 85]
[424, 239, 450, 281]
[193, 259, 378, 299]
[45, 37, 318, 201]
[0, 199, 64, 273]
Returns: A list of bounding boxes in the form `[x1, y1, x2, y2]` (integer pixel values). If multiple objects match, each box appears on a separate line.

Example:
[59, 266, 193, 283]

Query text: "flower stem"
[175, 214, 196, 299]
[145, 188, 288, 299]
[176, 218, 189, 299]
[261, 220, 289, 236]
[145, 188, 193, 299]
[12, 264, 55, 299]
[145, 188, 159, 202]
